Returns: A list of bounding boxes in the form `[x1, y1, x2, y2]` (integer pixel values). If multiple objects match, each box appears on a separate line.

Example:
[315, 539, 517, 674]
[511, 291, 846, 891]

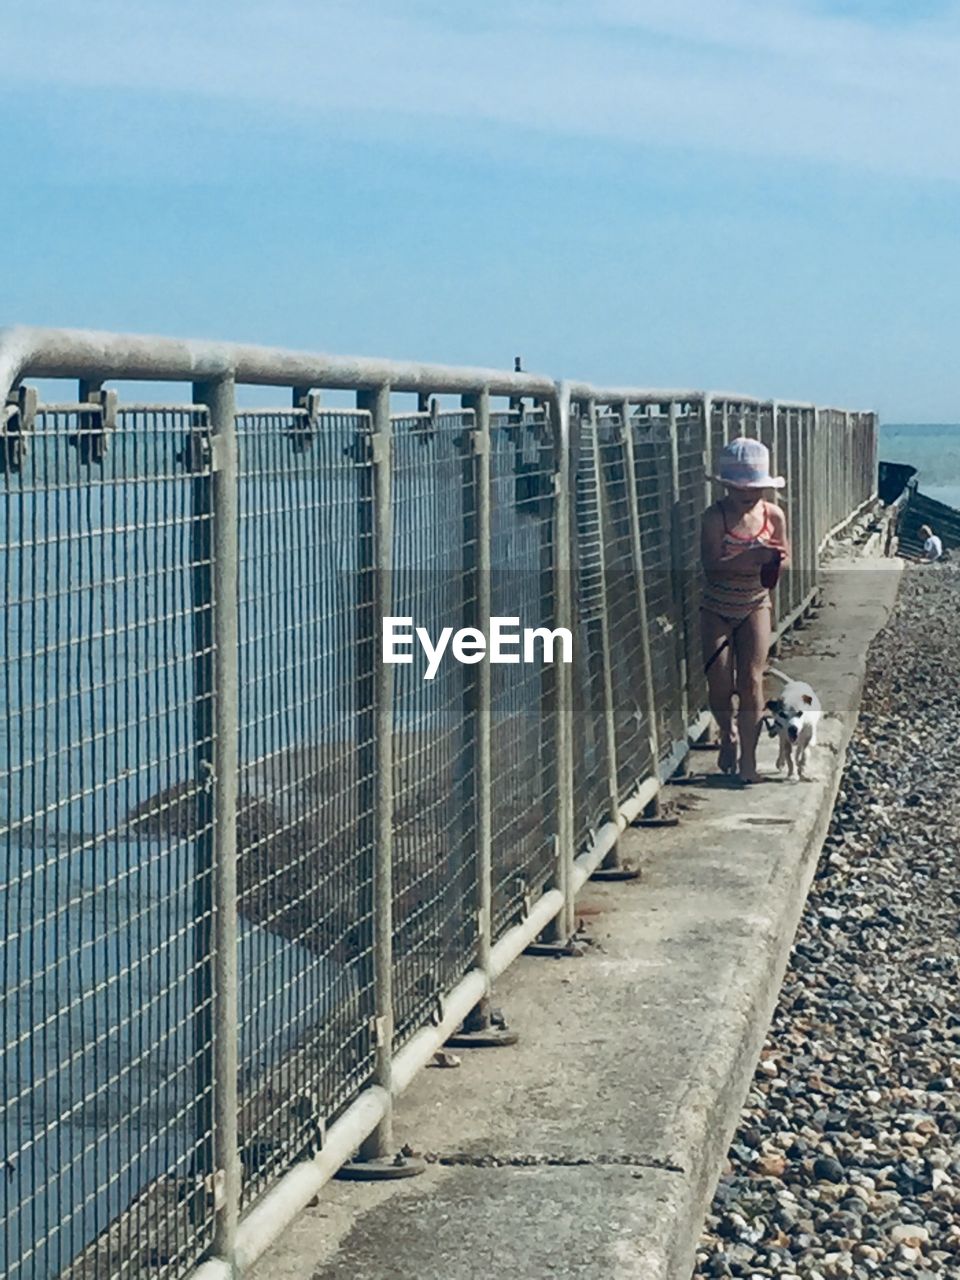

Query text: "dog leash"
[703, 618, 749, 675]
[703, 551, 783, 677]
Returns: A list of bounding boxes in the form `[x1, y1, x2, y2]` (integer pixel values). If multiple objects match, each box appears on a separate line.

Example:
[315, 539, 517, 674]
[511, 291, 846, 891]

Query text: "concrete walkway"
[253, 555, 902, 1280]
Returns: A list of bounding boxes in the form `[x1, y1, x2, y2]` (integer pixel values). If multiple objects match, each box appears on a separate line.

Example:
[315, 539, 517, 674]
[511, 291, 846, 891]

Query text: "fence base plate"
[524, 938, 587, 957]
[335, 1155, 426, 1181]
[589, 864, 641, 881]
[445, 1026, 519, 1048]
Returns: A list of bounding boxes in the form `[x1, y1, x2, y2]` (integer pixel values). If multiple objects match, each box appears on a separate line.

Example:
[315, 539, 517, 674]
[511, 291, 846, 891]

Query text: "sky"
[2, 0, 960, 419]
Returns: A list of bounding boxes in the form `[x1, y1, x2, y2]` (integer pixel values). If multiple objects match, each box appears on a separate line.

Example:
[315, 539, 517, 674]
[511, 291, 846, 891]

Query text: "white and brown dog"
[764, 667, 821, 781]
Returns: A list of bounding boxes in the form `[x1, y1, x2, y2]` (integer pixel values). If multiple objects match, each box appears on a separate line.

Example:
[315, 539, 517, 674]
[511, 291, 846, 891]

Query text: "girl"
[701, 437, 790, 784]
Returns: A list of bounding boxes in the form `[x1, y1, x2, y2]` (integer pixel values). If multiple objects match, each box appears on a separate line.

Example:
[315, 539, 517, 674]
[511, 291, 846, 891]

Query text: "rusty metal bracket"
[514, 874, 532, 921]
[179, 404, 213, 471]
[69, 388, 118, 465]
[289, 386, 321, 452]
[290, 1092, 326, 1155]
[413, 392, 439, 443]
[416, 392, 439, 422]
[1, 385, 37, 473]
[429, 989, 445, 1028]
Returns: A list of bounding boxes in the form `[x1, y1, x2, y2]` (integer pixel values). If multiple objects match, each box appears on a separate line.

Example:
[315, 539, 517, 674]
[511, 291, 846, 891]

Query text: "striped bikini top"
[721, 501, 773, 553]
[701, 501, 775, 620]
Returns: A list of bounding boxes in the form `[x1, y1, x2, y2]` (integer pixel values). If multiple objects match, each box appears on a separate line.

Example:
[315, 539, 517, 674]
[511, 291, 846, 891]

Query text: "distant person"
[919, 524, 943, 562]
[701, 438, 790, 785]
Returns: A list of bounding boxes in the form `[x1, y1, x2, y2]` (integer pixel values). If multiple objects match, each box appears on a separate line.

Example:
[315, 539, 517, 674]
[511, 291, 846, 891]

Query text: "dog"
[764, 667, 821, 780]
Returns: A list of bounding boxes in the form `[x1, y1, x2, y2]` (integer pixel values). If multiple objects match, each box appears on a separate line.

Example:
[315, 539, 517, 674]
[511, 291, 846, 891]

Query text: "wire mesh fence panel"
[758, 403, 775, 462]
[856, 416, 862, 505]
[710, 402, 726, 464]
[813, 412, 827, 549]
[871, 416, 878, 500]
[676, 410, 707, 727]
[1, 406, 218, 1280]
[235, 410, 376, 1208]
[789, 411, 806, 614]
[391, 413, 479, 1045]
[776, 409, 792, 619]
[631, 414, 686, 764]
[742, 404, 760, 441]
[842, 413, 852, 517]
[489, 411, 558, 937]
[857, 415, 872, 505]
[799, 410, 815, 600]
[726, 404, 748, 443]
[821, 413, 832, 537]
[758, 404, 783, 625]
[596, 414, 655, 803]
[774, 409, 794, 619]
[571, 408, 614, 850]
[829, 411, 842, 533]
[792, 410, 805, 607]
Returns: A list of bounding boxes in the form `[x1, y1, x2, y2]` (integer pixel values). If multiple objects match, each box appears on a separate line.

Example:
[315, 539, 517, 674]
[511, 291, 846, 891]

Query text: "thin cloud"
[3, 0, 960, 180]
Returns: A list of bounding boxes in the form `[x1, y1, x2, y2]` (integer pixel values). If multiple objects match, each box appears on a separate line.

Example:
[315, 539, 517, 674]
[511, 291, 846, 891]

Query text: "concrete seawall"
[252, 548, 902, 1280]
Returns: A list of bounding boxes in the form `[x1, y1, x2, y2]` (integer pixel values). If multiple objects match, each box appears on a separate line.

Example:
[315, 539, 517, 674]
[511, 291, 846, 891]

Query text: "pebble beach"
[694, 563, 960, 1280]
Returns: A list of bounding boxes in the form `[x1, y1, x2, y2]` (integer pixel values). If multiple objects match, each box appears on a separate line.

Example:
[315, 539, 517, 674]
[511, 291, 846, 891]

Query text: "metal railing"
[0, 328, 878, 1279]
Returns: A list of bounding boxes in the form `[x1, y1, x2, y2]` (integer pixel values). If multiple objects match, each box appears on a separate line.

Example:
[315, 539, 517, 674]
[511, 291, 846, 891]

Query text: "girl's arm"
[701, 506, 727, 572]
[765, 502, 791, 564]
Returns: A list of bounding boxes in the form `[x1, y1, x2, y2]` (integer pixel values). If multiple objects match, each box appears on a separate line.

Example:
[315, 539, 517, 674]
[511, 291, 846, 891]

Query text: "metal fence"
[0, 329, 878, 1280]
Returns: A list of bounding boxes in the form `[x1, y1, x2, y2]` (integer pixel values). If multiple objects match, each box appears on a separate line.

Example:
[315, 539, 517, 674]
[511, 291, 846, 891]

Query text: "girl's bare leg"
[701, 609, 737, 772]
[734, 606, 772, 783]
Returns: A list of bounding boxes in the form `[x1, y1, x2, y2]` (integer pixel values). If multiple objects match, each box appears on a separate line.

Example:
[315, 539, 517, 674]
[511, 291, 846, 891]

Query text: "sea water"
[0, 414, 549, 1274]
[880, 423, 960, 508]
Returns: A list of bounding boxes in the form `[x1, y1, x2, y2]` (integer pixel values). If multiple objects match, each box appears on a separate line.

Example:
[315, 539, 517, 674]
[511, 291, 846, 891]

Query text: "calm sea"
[880, 423, 960, 508]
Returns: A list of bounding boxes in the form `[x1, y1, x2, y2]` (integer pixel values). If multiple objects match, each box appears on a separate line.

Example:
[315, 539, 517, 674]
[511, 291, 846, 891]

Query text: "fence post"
[532, 383, 578, 947]
[780, 404, 795, 621]
[703, 394, 714, 511]
[871, 411, 879, 498]
[619, 398, 662, 791]
[813, 407, 823, 554]
[190, 376, 241, 1260]
[447, 388, 519, 1044]
[768, 401, 782, 629]
[345, 383, 424, 1179]
[667, 400, 690, 736]
[802, 408, 815, 608]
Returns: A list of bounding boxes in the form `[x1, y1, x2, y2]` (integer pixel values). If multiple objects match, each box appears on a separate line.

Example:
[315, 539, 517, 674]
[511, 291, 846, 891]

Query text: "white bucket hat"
[710, 437, 785, 490]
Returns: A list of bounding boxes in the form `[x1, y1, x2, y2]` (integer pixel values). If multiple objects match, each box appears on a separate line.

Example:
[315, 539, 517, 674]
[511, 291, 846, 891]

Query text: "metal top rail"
[565, 382, 768, 407]
[0, 327, 874, 420]
[0, 326, 555, 400]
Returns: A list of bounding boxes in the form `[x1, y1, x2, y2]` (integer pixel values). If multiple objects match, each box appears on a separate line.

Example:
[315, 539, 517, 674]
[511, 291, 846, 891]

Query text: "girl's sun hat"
[710, 436, 785, 490]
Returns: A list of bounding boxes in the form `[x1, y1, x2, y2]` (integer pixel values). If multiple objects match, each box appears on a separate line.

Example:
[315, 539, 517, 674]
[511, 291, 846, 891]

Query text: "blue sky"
[2, 0, 960, 418]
